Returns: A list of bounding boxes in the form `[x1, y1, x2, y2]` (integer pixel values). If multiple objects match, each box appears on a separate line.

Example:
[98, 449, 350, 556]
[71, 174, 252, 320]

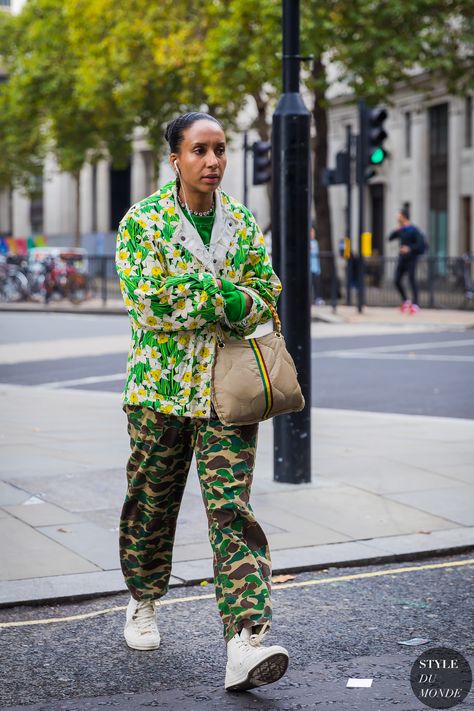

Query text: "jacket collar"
[169, 182, 237, 275]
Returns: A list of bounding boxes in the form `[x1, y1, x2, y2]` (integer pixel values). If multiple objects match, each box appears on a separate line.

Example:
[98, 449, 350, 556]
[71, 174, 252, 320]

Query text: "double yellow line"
[1, 558, 472, 629]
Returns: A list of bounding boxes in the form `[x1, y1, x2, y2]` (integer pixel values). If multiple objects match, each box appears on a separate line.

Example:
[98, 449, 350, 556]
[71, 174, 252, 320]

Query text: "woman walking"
[115, 112, 289, 691]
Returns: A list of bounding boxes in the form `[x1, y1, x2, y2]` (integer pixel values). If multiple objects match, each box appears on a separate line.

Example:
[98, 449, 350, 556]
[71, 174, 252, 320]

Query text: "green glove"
[220, 278, 247, 322]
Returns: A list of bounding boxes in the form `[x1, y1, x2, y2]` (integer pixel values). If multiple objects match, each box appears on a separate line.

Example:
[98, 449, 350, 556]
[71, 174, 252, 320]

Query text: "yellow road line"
[1, 558, 472, 629]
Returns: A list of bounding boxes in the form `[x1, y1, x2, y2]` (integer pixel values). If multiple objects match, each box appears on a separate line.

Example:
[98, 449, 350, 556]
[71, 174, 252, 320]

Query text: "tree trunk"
[152, 152, 160, 192]
[74, 171, 81, 248]
[253, 91, 270, 141]
[311, 58, 335, 300]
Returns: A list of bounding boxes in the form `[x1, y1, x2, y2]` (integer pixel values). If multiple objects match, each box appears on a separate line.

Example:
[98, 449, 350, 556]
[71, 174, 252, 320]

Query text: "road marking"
[315, 338, 474, 362]
[313, 352, 474, 362]
[1, 558, 472, 629]
[344, 338, 474, 353]
[39, 373, 125, 389]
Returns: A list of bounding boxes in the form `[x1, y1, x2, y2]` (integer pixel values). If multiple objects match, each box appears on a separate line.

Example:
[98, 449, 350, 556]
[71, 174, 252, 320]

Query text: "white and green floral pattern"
[115, 179, 282, 418]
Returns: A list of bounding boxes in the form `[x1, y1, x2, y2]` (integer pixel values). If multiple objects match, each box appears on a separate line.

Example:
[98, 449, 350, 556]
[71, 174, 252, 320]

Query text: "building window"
[404, 111, 412, 157]
[430, 103, 448, 156]
[465, 96, 472, 148]
[461, 196, 472, 254]
[429, 104, 449, 266]
[29, 173, 44, 234]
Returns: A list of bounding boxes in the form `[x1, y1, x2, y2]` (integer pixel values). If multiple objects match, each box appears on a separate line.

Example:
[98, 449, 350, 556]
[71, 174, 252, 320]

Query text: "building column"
[12, 190, 31, 237]
[80, 163, 93, 236]
[96, 160, 111, 233]
[411, 108, 429, 234]
[0, 189, 12, 234]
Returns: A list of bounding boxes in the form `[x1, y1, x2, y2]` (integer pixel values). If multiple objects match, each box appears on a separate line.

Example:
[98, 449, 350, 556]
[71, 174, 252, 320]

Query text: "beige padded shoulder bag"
[211, 301, 305, 426]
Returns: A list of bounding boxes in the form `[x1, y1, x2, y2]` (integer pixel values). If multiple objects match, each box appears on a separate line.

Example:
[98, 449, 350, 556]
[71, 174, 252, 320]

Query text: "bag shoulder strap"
[265, 300, 282, 334]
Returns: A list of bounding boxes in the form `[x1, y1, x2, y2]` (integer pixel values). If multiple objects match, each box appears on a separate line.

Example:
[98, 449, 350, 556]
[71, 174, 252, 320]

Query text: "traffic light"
[252, 140, 272, 185]
[321, 150, 350, 186]
[335, 150, 350, 183]
[366, 107, 388, 168]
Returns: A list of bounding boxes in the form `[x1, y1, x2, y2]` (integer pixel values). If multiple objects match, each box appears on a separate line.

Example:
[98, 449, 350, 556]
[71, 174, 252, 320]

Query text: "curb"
[0, 303, 341, 323]
[0, 304, 126, 316]
[1, 529, 472, 609]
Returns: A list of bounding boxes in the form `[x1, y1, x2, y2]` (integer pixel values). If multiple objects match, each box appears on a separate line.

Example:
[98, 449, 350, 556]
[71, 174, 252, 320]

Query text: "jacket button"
[181, 235, 185, 241]
[213, 258, 217, 263]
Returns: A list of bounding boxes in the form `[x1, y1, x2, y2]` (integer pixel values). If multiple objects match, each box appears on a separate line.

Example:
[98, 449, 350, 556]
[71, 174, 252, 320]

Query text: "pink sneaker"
[409, 303, 420, 314]
[400, 300, 411, 313]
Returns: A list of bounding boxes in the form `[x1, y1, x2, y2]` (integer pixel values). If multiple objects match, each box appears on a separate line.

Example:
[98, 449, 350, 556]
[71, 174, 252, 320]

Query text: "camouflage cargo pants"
[120, 404, 273, 643]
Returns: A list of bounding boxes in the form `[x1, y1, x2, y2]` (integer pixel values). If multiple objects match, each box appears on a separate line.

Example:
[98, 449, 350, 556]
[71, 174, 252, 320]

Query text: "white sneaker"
[124, 596, 161, 650]
[224, 621, 289, 691]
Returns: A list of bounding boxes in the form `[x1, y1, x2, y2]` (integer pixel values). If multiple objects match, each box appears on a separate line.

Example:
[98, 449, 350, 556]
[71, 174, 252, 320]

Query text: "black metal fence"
[1, 252, 473, 310]
[90, 252, 474, 309]
[317, 252, 474, 310]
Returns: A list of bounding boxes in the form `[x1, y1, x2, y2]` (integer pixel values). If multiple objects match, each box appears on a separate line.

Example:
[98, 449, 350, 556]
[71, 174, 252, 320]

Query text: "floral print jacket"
[115, 179, 282, 418]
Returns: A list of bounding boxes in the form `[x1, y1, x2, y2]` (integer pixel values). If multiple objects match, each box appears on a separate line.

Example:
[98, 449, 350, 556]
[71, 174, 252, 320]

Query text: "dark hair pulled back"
[164, 112, 222, 154]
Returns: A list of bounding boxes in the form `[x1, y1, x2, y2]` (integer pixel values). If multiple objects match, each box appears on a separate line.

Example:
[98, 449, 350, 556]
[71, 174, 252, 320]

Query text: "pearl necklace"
[177, 194, 215, 217]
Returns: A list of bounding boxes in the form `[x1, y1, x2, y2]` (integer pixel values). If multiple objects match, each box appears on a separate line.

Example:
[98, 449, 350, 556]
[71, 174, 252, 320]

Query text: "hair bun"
[164, 112, 222, 153]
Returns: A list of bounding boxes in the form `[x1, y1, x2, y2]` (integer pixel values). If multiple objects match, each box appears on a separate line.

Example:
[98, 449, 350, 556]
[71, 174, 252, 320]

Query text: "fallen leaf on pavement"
[271, 574, 296, 584]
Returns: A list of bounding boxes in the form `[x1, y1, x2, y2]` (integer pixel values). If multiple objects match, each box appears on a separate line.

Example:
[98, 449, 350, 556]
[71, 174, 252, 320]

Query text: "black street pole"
[356, 100, 366, 313]
[272, 0, 312, 484]
[243, 131, 248, 207]
[345, 124, 352, 307]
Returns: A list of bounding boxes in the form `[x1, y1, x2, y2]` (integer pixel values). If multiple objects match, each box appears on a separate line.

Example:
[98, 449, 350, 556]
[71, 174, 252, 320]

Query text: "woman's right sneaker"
[225, 621, 289, 691]
[124, 596, 161, 650]
[400, 300, 411, 313]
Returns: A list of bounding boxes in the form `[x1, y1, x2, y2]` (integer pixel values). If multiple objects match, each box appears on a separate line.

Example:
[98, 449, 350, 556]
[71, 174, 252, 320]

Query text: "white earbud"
[174, 160, 179, 173]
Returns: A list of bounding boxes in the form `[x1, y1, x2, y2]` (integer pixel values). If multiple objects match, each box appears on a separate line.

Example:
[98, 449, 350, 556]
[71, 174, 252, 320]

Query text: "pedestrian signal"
[252, 141, 272, 185]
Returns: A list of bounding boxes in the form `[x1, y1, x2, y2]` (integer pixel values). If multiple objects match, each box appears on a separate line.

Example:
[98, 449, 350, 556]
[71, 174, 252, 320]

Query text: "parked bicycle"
[28, 247, 93, 304]
[0, 255, 29, 302]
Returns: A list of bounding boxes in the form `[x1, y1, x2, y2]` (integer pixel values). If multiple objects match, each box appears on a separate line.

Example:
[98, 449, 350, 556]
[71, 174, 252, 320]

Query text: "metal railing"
[317, 252, 474, 310]
[1, 252, 473, 310]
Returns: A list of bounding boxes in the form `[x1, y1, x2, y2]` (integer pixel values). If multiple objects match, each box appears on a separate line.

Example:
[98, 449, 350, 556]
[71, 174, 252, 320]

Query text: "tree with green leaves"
[0, 12, 45, 199]
[0, 0, 136, 244]
[65, 0, 216, 186]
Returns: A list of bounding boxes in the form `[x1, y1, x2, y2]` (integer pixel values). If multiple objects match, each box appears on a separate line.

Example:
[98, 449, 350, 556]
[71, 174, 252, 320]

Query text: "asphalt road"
[1, 312, 473, 419]
[0, 553, 472, 710]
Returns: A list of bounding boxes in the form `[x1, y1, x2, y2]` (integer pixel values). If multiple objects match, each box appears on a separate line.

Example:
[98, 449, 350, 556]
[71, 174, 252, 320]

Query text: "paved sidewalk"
[1, 383, 473, 608]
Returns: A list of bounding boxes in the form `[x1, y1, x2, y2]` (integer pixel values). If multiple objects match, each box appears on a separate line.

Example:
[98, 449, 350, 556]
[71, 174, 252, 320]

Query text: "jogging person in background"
[388, 207, 427, 314]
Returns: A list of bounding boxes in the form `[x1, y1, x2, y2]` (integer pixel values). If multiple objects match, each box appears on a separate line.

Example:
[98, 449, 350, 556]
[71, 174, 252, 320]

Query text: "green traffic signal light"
[370, 147, 386, 165]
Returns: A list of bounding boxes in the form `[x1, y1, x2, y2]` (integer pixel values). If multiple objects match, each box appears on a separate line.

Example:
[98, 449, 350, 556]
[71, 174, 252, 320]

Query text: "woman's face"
[170, 120, 227, 196]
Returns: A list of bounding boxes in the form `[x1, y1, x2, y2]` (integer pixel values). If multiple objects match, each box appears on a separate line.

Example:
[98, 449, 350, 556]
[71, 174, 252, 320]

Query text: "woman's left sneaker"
[409, 303, 420, 314]
[124, 597, 160, 650]
[225, 622, 289, 691]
